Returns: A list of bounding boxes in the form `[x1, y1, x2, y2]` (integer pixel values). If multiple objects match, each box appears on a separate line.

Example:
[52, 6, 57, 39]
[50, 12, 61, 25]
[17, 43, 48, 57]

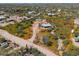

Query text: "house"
[0, 39, 9, 48]
[39, 19, 54, 31]
[41, 23, 52, 28]
[58, 9, 61, 12]
[36, 18, 42, 21]
[28, 11, 36, 15]
[40, 23, 53, 31]
[0, 16, 6, 23]
[0, 11, 5, 15]
[48, 13, 55, 16]
[0, 42, 9, 48]
[75, 36, 79, 42]
[74, 18, 79, 25]
[0, 16, 6, 21]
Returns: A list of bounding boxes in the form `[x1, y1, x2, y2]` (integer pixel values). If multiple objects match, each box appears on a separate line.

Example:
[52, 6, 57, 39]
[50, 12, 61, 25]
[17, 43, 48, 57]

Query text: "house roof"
[41, 23, 52, 27]
[48, 13, 55, 16]
[0, 16, 5, 19]
[75, 36, 79, 40]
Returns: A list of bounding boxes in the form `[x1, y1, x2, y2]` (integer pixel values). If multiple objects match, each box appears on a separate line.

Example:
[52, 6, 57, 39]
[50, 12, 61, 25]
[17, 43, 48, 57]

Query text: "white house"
[28, 11, 36, 15]
[74, 18, 79, 25]
[40, 23, 52, 29]
[48, 13, 55, 16]
[0, 16, 6, 22]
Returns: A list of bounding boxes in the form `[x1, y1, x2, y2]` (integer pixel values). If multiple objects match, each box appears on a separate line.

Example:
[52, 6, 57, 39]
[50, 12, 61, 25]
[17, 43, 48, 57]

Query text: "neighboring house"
[0, 39, 9, 48]
[0, 42, 9, 48]
[40, 23, 52, 28]
[75, 36, 79, 42]
[39, 19, 54, 31]
[0, 16, 6, 21]
[0, 16, 6, 23]
[0, 11, 5, 15]
[28, 11, 36, 15]
[48, 13, 55, 16]
[74, 18, 79, 25]
[36, 18, 42, 21]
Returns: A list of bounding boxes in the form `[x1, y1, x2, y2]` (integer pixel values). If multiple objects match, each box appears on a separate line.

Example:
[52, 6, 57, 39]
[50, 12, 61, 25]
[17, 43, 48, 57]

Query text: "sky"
[0, 0, 79, 3]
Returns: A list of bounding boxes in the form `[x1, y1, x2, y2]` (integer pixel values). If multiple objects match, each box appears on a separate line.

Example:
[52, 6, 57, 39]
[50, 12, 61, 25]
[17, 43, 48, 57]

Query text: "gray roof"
[41, 23, 51, 27]
[0, 16, 5, 19]
[75, 36, 79, 41]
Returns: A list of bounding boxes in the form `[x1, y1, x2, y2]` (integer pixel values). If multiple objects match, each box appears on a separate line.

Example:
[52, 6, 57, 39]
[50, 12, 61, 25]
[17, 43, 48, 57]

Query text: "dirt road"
[0, 29, 57, 56]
